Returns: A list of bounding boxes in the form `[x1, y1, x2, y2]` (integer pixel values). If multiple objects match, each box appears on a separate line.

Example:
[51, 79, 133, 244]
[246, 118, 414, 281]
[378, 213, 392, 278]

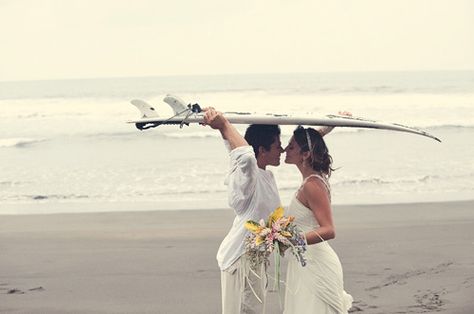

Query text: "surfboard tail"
[130, 100, 161, 130]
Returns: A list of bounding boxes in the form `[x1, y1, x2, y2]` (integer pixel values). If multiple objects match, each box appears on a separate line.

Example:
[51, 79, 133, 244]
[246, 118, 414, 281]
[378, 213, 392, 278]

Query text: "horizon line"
[1, 69, 474, 84]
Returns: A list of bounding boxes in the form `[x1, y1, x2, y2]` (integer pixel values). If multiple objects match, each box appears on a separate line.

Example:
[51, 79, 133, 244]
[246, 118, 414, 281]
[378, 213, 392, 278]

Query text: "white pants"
[220, 256, 266, 314]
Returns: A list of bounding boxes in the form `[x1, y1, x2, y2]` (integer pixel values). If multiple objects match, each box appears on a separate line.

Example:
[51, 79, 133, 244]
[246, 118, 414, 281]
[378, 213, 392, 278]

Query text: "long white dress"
[284, 174, 353, 314]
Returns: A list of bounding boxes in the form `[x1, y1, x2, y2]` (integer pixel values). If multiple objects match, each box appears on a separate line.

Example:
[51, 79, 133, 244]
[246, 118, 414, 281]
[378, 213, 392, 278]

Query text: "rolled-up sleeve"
[227, 146, 258, 214]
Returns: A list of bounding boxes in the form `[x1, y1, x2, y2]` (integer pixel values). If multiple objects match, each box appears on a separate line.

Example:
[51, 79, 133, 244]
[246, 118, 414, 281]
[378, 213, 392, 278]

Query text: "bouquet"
[244, 206, 307, 271]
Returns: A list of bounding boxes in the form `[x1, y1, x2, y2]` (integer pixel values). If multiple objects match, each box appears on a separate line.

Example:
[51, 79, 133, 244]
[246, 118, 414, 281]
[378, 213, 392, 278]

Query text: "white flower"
[259, 228, 271, 237]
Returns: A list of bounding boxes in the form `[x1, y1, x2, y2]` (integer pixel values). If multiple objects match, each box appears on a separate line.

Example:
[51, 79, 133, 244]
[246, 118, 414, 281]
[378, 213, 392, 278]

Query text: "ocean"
[1, 71, 473, 214]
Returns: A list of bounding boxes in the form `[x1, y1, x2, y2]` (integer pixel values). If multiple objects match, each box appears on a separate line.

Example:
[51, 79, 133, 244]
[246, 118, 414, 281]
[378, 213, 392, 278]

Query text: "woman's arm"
[317, 111, 353, 137]
[299, 180, 336, 245]
[316, 126, 334, 137]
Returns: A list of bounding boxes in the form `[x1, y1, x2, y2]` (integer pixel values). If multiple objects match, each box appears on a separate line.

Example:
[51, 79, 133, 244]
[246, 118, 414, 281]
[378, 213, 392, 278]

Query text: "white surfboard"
[127, 95, 441, 142]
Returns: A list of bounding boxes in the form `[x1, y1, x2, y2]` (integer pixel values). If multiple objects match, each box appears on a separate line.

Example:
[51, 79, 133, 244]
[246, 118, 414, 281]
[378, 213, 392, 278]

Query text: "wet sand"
[1, 200, 473, 313]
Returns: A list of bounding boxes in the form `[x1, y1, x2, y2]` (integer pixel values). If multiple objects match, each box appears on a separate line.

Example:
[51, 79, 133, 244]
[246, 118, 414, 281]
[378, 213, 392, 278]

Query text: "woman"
[283, 126, 353, 314]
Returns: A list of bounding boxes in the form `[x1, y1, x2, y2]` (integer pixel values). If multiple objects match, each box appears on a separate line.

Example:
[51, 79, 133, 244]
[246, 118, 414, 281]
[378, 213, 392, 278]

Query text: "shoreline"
[1, 200, 473, 313]
[1, 198, 473, 217]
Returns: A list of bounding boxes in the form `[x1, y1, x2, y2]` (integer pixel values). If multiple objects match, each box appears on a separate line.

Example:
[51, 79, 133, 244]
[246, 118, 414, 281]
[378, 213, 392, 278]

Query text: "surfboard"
[127, 95, 441, 142]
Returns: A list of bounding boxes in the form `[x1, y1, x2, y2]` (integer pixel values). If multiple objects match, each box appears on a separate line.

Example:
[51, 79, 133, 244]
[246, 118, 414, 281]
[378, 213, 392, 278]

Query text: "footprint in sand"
[349, 300, 378, 312]
[3, 285, 45, 294]
[463, 276, 474, 288]
[366, 262, 453, 291]
[412, 289, 446, 311]
[348, 305, 363, 312]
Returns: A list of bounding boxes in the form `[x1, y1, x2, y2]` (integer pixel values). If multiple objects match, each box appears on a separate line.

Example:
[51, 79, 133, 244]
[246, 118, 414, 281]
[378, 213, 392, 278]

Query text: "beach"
[1, 200, 473, 314]
[1, 71, 473, 313]
[1, 0, 473, 311]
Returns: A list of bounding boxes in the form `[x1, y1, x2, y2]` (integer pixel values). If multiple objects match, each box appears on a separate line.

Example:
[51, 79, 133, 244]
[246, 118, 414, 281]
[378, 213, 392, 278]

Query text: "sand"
[1, 200, 474, 314]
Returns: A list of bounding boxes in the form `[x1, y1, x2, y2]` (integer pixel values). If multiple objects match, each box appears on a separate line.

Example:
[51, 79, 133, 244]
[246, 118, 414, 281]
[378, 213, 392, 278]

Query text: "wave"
[424, 124, 474, 130]
[163, 131, 221, 139]
[3, 71, 473, 101]
[1, 190, 228, 204]
[15, 113, 49, 119]
[82, 130, 220, 140]
[135, 124, 474, 139]
[14, 112, 88, 119]
[278, 172, 474, 191]
[1, 121, 472, 149]
[239, 175, 437, 192]
[0, 180, 30, 187]
[3, 123, 471, 146]
[0, 138, 46, 148]
[8, 194, 91, 201]
[8, 111, 474, 130]
[332, 174, 449, 187]
[84, 131, 140, 139]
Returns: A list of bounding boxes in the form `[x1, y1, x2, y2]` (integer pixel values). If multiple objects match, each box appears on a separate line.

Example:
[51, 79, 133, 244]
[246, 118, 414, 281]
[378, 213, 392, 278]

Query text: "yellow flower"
[283, 216, 295, 228]
[255, 236, 265, 246]
[245, 220, 263, 234]
[280, 231, 292, 237]
[268, 206, 284, 227]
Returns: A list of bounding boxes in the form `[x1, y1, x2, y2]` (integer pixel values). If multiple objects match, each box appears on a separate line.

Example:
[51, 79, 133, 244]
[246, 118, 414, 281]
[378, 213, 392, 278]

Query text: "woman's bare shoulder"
[301, 177, 328, 198]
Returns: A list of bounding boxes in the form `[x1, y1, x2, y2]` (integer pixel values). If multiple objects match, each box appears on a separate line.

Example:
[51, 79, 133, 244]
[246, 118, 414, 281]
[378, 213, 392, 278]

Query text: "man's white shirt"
[216, 144, 281, 271]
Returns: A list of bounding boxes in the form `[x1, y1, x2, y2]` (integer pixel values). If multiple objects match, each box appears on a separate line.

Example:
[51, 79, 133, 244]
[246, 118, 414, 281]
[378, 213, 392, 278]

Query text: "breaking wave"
[0, 138, 46, 148]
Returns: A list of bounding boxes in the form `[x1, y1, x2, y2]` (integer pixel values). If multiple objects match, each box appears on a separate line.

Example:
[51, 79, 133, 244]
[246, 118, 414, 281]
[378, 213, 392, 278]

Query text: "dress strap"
[298, 174, 331, 202]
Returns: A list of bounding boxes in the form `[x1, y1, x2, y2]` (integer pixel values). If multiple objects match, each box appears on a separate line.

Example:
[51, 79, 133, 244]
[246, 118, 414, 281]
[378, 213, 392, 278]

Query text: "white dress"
[284, 174, 353, 314]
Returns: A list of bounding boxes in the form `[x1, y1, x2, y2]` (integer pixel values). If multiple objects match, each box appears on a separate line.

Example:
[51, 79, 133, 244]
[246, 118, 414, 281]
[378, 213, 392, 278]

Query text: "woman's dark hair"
[244, 124, 281, 157]
[293, 126, 334, 176]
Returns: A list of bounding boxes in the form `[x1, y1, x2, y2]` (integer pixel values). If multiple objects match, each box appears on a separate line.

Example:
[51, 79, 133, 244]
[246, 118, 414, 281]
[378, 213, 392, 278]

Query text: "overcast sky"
[1, 0, 473, 81]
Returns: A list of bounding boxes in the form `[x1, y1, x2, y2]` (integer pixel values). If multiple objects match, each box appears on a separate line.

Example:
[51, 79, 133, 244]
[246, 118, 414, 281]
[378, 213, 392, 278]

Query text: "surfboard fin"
[130, 99, 159, 119]
[163, 94, 188, 115]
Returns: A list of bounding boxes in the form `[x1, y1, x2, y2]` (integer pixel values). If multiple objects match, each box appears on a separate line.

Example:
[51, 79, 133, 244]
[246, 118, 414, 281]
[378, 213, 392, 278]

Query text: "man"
[203, 107, 334, 314]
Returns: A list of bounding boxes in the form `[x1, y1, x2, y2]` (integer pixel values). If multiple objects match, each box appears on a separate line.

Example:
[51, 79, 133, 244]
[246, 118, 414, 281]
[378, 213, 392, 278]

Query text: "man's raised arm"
[202, 107, 247, 150]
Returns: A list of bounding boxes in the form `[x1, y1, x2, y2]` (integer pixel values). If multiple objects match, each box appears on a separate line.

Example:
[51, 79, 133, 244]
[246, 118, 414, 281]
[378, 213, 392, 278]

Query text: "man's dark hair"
[244, 124, 281, 158]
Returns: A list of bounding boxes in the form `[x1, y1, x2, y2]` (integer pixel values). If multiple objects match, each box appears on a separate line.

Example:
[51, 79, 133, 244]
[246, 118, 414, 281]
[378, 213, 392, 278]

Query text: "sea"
[1, 71, 473, 215]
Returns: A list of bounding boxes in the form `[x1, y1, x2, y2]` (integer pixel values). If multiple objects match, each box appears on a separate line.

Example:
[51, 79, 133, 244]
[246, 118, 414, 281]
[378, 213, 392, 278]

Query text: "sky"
[1, 0, 473, 81]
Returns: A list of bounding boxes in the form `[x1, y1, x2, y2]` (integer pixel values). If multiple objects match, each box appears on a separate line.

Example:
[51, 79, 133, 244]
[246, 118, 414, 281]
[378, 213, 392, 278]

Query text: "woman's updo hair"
[293, 126, 334, 176]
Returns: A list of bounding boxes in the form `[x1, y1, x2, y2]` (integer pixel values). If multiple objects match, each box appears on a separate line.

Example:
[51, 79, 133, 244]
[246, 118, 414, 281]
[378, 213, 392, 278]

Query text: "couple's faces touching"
[259, 136, 303, 167]
[259, 137, 283, 167]
[284, 136, 302, 165]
